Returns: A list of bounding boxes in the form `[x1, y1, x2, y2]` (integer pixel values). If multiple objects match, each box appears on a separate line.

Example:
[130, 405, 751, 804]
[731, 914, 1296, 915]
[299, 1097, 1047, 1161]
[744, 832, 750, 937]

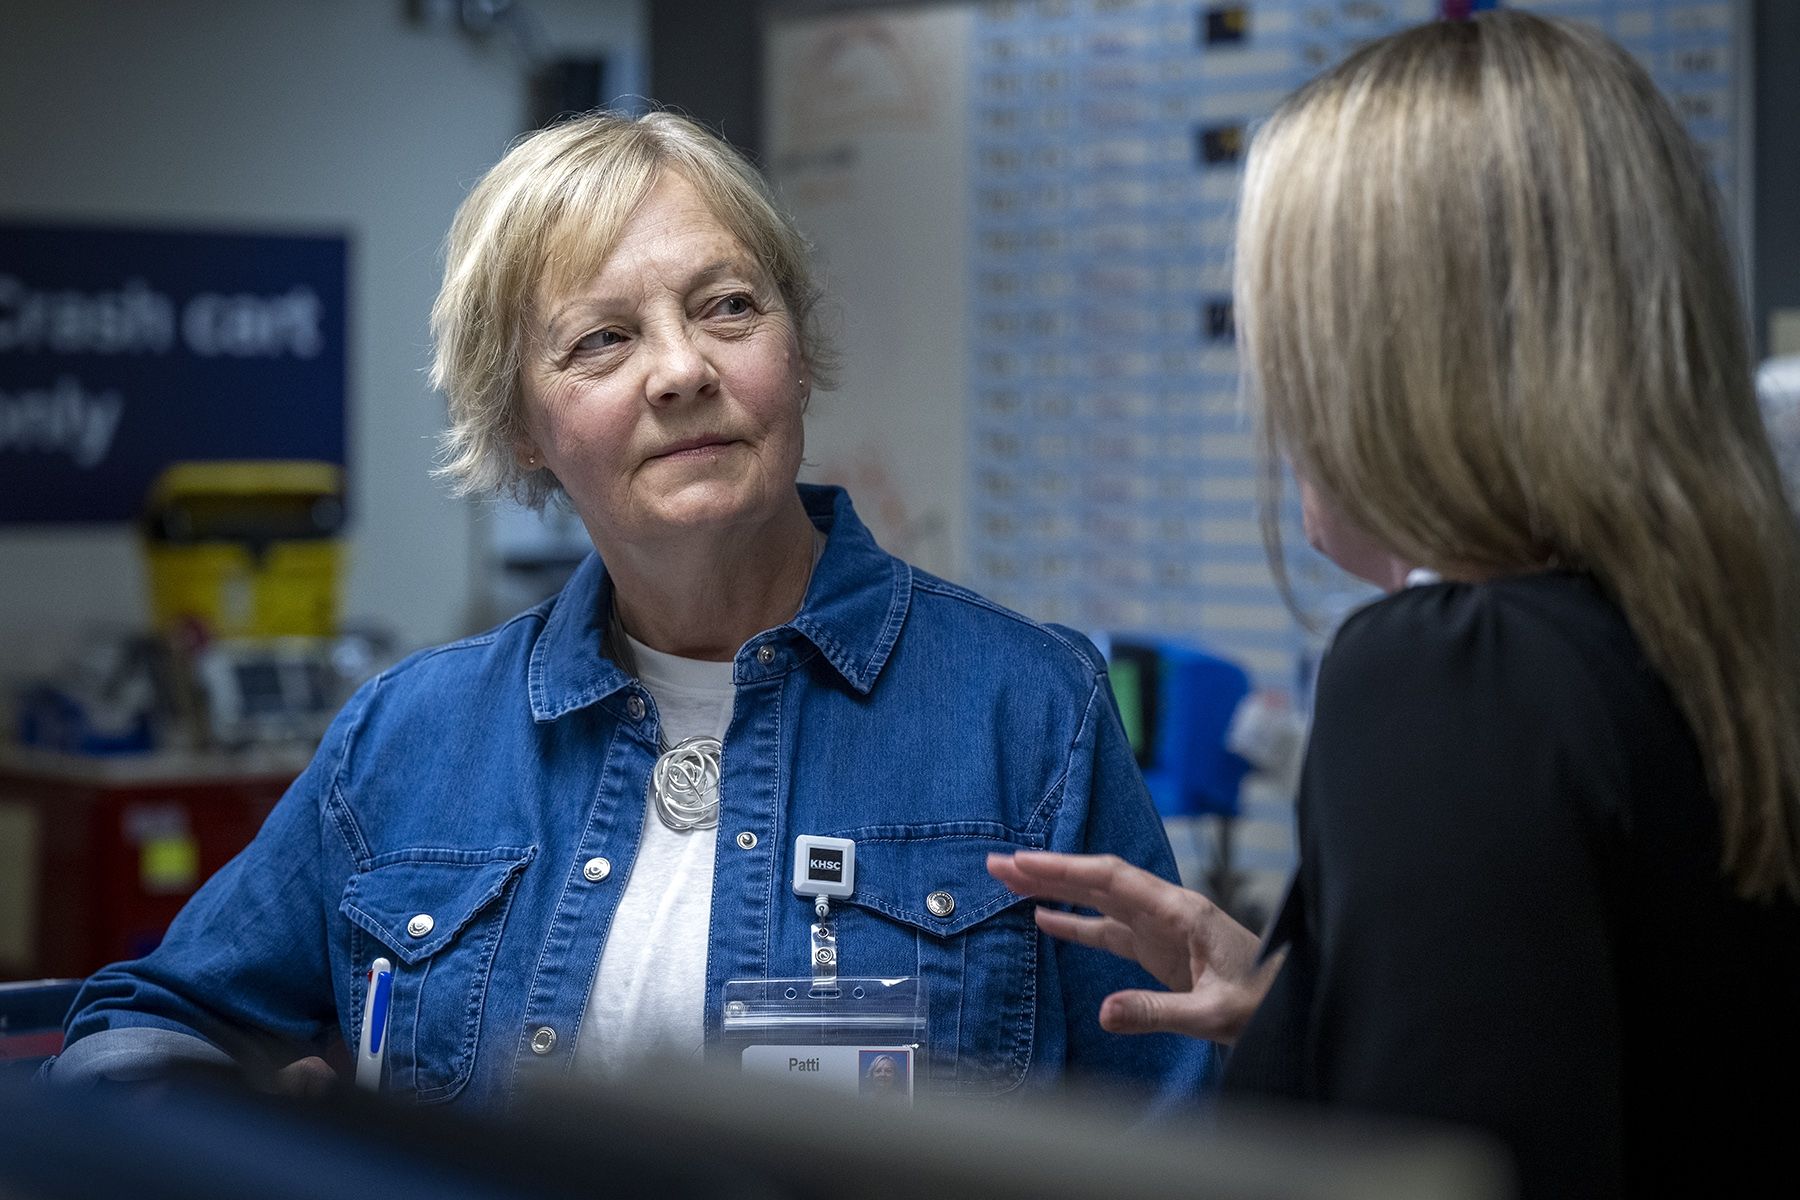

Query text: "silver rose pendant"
[650, 736, 723, 831]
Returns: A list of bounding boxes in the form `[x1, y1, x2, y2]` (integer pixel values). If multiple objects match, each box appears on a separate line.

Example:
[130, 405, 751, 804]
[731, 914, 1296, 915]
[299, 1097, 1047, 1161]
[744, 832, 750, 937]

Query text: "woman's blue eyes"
[569, 295, 754, 355]
[574, 329, 624, 353]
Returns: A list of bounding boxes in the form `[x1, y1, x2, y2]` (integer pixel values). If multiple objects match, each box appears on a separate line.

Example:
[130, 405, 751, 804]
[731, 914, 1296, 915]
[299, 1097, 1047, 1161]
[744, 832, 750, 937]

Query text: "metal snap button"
[735, 831, 758, 850]
[406, 913, 435, 938]
[529, 1026, 557, 1055]
[583, 856, 612, 882]
[626, 695, 646, 720]
[756, 645, 776, 666]
[926, 891, 955, 918]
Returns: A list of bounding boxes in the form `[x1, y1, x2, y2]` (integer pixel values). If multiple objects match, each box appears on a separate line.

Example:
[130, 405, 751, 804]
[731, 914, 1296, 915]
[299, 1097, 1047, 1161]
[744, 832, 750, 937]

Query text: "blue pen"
[355, 957, 393, 1091]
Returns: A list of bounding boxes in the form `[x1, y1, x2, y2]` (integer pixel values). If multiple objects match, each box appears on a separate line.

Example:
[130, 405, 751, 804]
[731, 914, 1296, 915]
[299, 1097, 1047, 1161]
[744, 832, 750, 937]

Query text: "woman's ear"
[514, 441, 541, 470]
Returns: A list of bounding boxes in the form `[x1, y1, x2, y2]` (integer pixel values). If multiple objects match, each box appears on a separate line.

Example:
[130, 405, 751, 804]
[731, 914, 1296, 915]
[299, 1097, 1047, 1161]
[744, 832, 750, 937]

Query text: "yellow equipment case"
[141, 461, 345, 639]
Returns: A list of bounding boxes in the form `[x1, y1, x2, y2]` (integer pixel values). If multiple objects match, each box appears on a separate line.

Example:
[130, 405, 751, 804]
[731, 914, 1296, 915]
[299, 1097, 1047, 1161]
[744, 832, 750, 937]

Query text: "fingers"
[1099, 989, 1231, 1042]
[272, 1055, 338, 1098]
[987, 850, 1183, 927]
[985, 852, 1040, 894]
[1032, 906, 1138, 963]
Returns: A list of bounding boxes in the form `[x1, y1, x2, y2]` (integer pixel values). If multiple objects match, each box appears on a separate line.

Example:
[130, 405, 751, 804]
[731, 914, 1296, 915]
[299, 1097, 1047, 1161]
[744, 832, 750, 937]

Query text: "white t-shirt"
[575, 635, 734, 1079]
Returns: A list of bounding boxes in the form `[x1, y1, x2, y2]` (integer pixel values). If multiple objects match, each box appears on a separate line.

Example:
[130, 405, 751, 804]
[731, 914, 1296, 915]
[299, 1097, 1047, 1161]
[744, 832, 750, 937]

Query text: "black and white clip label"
[792, 834, 856, 899]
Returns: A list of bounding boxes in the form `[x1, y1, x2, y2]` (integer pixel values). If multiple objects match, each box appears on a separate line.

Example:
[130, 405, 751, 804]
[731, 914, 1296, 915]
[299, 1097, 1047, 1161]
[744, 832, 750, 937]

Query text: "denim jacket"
[50, 485, 1215, 1107]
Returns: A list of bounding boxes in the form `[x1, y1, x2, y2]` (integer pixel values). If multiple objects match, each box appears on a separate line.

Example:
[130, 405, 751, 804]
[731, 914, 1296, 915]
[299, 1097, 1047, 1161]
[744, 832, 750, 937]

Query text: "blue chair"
[1102, 637, 1253, 819]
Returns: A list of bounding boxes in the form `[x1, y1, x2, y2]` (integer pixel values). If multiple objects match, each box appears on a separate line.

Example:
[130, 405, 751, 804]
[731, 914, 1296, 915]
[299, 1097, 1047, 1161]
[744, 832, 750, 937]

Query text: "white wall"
[0, 0, 645, 682]
[765, 6, 971, 581]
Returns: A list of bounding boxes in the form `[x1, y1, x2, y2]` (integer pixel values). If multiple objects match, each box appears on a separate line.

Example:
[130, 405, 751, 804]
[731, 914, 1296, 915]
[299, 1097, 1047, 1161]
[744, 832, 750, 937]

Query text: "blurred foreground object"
[0, 1055, 1513, 1200]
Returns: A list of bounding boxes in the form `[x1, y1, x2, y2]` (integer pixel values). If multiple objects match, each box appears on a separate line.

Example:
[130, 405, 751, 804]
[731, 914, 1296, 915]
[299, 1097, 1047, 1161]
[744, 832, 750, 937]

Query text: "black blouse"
[1223, 572, 1800, 1198]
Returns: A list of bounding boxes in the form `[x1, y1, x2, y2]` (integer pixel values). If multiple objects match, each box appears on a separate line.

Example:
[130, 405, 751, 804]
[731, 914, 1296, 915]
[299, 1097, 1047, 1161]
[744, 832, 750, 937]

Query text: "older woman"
[992, 12, 1800, 1197]
[47, 112, 1211, 1106]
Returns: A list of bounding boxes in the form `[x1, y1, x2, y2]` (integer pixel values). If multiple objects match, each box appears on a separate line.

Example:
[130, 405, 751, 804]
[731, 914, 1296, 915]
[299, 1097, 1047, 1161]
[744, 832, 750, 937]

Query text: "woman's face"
[517, 170, 806, 549]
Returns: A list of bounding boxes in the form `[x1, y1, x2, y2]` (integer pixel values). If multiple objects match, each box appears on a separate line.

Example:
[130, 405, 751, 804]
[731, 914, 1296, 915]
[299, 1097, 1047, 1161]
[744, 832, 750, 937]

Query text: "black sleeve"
[1294, 585, 1627, 1195]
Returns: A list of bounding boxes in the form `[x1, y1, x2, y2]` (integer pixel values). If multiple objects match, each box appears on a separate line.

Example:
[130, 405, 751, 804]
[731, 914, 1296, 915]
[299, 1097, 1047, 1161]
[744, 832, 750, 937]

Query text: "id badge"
[722, 976, 927, 1105]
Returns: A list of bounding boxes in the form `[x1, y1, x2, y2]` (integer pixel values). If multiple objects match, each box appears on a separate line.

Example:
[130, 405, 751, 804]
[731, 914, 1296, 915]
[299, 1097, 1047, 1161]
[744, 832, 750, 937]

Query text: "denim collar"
[528, 484, 911, 722]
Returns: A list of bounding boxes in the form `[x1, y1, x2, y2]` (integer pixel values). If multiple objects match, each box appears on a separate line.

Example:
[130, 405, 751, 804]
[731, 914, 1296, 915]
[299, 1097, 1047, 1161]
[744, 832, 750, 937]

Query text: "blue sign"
[0, 223, 347, 523]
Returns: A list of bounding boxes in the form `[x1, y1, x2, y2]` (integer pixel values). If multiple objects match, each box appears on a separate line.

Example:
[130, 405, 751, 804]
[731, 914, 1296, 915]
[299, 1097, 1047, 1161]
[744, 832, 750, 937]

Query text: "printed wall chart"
[965, 0, 1745, 690]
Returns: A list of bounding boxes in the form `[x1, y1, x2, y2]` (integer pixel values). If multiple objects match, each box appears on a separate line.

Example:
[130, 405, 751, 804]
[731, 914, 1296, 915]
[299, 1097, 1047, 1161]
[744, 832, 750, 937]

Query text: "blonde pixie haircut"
[431, 110, 835, 510]
[1238, 12, 1800, 901]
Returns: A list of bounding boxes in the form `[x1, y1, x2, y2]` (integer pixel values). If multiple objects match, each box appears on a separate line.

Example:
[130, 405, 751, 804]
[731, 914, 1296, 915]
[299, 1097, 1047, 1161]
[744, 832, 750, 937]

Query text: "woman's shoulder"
[1318, 571, 1688, 790]
[305, 602, 552, 804]
[375, 603, 549, 691]
[335, 596, 556, 741]
[904, 568, 1109, 685]
[1328, 570, 1641, 692]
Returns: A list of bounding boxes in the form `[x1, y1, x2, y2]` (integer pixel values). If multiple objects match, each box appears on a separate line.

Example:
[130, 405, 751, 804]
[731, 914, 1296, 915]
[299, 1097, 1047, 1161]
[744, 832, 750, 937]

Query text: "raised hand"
[987, 851, 1280, 1045]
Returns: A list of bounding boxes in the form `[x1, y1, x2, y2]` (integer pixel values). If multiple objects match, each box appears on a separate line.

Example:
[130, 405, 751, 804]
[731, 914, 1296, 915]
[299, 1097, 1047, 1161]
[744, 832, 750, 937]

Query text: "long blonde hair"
[1237, 12, 1800, 901]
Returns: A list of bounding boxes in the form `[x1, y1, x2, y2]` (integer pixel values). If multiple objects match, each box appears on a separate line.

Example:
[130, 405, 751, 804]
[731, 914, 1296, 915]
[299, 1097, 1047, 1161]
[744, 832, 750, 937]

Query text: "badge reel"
[723, 835, 927, 1104]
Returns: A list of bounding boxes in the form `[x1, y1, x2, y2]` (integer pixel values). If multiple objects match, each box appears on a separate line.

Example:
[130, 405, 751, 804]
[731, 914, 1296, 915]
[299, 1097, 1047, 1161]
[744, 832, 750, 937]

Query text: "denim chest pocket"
[339, 846, 534, 1103]
[834, 823, 1044, 1097]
